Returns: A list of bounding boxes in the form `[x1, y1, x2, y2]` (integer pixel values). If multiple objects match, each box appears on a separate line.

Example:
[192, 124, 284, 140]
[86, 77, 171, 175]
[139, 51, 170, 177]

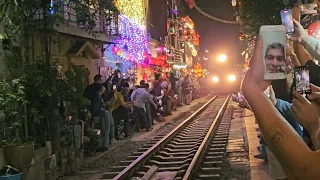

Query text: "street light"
[218, 54, 227, 62]
[228, 74, 236, 82]
[205, 50, 209, 53]
[212, 76, 219, 83]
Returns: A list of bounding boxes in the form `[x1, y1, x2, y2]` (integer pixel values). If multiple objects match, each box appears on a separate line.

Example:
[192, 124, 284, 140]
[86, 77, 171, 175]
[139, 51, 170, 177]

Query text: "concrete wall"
[30, 34, 101, 85]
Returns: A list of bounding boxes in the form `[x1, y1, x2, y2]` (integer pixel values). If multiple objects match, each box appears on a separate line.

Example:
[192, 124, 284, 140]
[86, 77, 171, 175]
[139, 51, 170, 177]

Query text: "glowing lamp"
[308, 22, 320, 39]
[218, 54, 227, 62]
[212, 76, 219, 83]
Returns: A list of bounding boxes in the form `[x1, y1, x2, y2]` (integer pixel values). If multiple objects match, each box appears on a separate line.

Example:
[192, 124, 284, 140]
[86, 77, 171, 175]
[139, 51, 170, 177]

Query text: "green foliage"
[23, 60, 60, 121]
[0, 0, 116, 146]
[240, 0, 287, 36]
[0, 78, 27, 144]
[1, 0, 118, 42]
[62, 64, 91, 116]
[23, 60, 90, 143]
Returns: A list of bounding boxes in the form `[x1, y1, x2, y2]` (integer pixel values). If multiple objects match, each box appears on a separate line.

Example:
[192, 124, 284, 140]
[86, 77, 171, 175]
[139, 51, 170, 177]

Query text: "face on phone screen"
[261, 26, 286, 79]
[280, 9, 294, 34]
[295, 68, 311, 93]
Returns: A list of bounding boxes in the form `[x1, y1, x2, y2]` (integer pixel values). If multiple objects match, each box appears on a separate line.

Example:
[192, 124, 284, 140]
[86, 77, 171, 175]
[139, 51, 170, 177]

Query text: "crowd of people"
[240, 6, 320, 179]
[81, 70, 207, 154]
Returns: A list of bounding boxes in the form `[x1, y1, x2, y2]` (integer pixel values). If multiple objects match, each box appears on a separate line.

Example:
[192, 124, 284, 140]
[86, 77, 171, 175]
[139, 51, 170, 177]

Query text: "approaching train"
[207, 72, 241, 93]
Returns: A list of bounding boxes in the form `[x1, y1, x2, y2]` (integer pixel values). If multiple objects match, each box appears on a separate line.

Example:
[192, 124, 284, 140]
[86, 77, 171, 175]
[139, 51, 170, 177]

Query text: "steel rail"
[112, 95, 219, 180]
[182, 94, 231, 180]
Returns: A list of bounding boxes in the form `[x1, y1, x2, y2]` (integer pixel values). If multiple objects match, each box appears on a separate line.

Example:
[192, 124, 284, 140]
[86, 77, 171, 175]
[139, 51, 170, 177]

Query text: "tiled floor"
[244, 109, 271, 180]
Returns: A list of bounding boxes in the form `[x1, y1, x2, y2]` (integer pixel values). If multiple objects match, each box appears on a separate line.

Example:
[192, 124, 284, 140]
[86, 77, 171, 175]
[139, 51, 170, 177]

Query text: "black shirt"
[91, 93, 105, 118]
[84, 83, 101, 102]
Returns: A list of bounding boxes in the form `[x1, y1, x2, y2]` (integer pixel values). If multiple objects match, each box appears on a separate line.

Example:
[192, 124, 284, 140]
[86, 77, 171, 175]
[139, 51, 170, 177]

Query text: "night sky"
[186, 0, 244, 74]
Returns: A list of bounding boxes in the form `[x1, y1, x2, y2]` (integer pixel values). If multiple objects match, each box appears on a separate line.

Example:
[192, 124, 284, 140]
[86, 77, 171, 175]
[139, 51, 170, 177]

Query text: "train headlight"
[228, 74, 236, 82]
[212, 76, 219, 83]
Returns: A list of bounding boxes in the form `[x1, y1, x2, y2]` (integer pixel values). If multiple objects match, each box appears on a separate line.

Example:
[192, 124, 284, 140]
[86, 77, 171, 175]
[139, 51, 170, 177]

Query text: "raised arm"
[289, 18, 320, 63]
[241, 36, 319, 179]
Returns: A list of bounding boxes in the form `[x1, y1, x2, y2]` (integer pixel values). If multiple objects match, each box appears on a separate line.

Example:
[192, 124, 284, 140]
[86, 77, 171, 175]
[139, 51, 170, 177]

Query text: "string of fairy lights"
[114, 0, 145, 27]
[113, 0, 149, 64]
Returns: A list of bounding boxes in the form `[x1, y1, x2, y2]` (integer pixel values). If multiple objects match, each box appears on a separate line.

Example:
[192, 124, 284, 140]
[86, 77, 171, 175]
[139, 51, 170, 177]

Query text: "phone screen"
[260, 25, 287, 80]
[113, 85, 117, 90]
[280, 9, 294, 34]
[294, 66, 311, 94]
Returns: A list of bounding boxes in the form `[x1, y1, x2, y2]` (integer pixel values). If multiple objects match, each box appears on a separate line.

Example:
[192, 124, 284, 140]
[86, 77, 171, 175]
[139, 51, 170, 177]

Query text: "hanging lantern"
[192, 49, 197, 57]
[185, 0, 195, 9]
[116, 49, 123, 56]
[194, 39, 199, 46]
[142, 73, 148, 81]
[308, 22, 320, 39]
[120, 52, 126, 59]
[112, 45, 120, 53]
[169, 26, 175, 34]
[173, 3, 178, 15]
[231, 0, 236, 7]
[150, 57, 157, 65]
[158, 55, 166, 60]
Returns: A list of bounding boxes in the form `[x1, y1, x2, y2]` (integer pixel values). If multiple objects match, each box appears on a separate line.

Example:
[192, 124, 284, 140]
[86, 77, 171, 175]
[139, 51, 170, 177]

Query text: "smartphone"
[300, 3, 317, 15]
[113, 85, 117, 90]
[260, 25, 287, 80]
[294, 66, 311, 94]
[280, 9, 295, 34]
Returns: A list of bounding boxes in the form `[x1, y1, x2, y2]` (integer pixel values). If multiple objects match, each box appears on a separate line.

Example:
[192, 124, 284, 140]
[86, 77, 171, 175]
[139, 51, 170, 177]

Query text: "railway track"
[103, 94, 234, 180]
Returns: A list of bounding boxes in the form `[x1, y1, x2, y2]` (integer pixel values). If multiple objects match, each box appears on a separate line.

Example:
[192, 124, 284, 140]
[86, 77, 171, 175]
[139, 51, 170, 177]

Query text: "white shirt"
[302, 35, 320, 61]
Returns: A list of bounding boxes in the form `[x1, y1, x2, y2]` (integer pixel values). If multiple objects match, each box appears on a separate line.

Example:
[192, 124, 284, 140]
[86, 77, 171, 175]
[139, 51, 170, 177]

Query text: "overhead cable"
[193, 2, 241, 24]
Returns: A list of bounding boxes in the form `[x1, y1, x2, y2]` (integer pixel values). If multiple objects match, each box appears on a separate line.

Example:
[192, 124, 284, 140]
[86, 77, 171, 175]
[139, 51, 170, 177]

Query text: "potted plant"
[0, 78, 34, 171]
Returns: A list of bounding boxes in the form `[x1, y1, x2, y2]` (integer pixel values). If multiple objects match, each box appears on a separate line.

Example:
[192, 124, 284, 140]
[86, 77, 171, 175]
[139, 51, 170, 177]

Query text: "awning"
[67, 41, 100, 59]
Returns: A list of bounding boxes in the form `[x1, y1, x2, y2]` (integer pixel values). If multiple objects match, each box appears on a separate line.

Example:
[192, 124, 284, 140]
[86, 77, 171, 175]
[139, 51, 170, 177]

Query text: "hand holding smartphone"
[260, 25, 287, 80]
[280, 9, 295, 34]
[294, 66, 311, 94]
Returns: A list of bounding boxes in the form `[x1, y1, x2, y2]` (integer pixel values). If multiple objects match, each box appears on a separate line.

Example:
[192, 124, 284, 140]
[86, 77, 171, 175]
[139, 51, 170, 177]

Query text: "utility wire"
[193, 2, 241, 24]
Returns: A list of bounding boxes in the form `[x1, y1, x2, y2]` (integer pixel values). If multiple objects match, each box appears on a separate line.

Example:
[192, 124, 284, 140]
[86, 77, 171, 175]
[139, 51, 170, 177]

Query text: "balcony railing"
[63, 2, 119, 35]
[34, 0, 119, 36]
[166, 46, 183, 63]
